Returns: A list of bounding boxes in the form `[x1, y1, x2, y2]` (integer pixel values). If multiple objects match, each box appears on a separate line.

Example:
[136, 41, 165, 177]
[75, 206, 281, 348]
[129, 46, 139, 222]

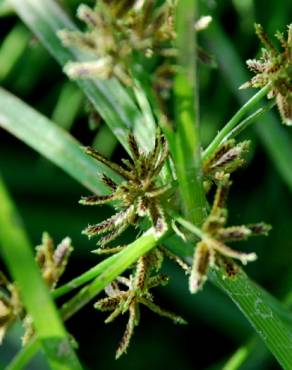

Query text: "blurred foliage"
[0, 0, 292, 369]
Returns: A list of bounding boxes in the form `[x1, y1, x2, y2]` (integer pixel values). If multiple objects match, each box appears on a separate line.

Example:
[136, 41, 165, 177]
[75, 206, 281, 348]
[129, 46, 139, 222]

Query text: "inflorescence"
[80, 132, 170, 249]
[0, 233, 73, 345]
[241, 23, 292, 125]
[58, 0, 176, 85]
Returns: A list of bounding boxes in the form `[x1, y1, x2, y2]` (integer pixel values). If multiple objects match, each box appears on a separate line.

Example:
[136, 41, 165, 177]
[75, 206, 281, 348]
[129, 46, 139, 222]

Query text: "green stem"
[210, 269, 292, 369]
[6, 339, 40, 370]
[222, 339, 257, 370]
[53, 229, 159, 299]
[8, 229, 159, 368]
[221, 100, 276, 144]
[59, 230, 158, 320]
[173, 0, 207, 225]
[169, 210, 205, 239]
[0, 176, 82, 370]
[203, 85, 270, 161]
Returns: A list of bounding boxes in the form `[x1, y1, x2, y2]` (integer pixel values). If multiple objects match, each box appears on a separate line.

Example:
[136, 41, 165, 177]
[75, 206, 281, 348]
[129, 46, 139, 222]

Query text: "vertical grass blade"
[174, 0, 207, 225]
[0, 176, 82, 370]
[0, 23, 30, 82]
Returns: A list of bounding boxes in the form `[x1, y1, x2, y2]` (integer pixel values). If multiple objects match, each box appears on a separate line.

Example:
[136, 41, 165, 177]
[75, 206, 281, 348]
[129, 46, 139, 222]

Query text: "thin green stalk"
[173, 0, 206, 225]
[92, 125, 117, 158]
[205, 20, 292, 192]
[222, 279, 292, 370]
[0, 23, 30, 82]
[6, 339, 40, 370]
[51, 82, 83, 131]
[0, 176, 82, 370]
[222, 339, 257, 370]
[59, 229, 158, 320]
[221, 100, 276, 144]
[203, 84, 270, 161]
[169, 210, 204, 239]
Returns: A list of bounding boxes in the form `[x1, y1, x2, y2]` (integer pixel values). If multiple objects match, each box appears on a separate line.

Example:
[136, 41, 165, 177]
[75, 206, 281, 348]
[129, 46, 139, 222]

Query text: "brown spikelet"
[79, 194, 117, 205]
[189, 241, 210, 293]
[128, 134, 140, 160]
[102, 174, 118, 190]
[276, 94, 292, 126]
[115, 304, 136, 359]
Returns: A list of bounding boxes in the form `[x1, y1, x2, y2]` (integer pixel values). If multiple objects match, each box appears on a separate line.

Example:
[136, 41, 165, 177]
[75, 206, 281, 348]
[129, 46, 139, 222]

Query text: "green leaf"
[0, 23, 30, 82]
[0, 87, 122, 194]
[59, 229, 159, 321]
[0, 176, 82, 370]
[10, 0, 156, 153]
[211, 268, 292, 369]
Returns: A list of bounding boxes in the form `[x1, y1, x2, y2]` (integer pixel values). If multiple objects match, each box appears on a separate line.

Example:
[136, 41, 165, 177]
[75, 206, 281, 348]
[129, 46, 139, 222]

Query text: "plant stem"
[8, 229, 159, 369]
[169, 210, 205, 239]
[6, 339, 40, 370]
[53, 229, 160, 299]
[203, 85, 270, 161]
[59, 229, 158, 320]
[221, 100, 276, 144]
[173, 0, 207, 225]
[0, 176, 82, 370]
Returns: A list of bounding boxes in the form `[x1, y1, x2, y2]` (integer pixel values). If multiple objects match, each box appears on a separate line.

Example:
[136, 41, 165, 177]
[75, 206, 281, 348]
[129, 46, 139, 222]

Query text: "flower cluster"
[189, 174, 271, 293]
[0, 234, 73, 345]
[95, 248, 186, 358]
[240, 23, 292, 125]
[0, 272, 21, 344]
[203, 139, 250, 192]
[80, 133, 170, 249]
[58, 0, 176, 85]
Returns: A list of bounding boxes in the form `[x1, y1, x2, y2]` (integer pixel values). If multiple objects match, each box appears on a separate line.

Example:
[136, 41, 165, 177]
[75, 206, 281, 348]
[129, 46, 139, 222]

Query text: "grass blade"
[0, 87, 122, 194]
[0, 176, 82, 370]
[210, 268, 292, 369]
[173, 0, 207, 225]
[0, 23, 30, 82]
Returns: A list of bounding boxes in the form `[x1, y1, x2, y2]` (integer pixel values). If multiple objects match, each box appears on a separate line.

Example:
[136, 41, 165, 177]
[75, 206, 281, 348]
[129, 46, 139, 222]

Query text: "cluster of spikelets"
[79, 132, 191, 357]
[78, 133, 271, 356]
[0, 233, 72, 345]
[80, 132, 170, 249]
[55, 7, 279, 358]
[189, 173, 271, 293]
[240, 23, 292, 125]
[185, 139, 271, 292]
[94, 247, 189, 358]
[58, 0, 176, 85]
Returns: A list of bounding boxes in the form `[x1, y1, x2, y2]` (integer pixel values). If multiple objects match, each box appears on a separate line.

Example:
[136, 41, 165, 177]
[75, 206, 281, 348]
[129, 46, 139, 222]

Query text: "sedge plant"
[0, 0, 292, 368]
